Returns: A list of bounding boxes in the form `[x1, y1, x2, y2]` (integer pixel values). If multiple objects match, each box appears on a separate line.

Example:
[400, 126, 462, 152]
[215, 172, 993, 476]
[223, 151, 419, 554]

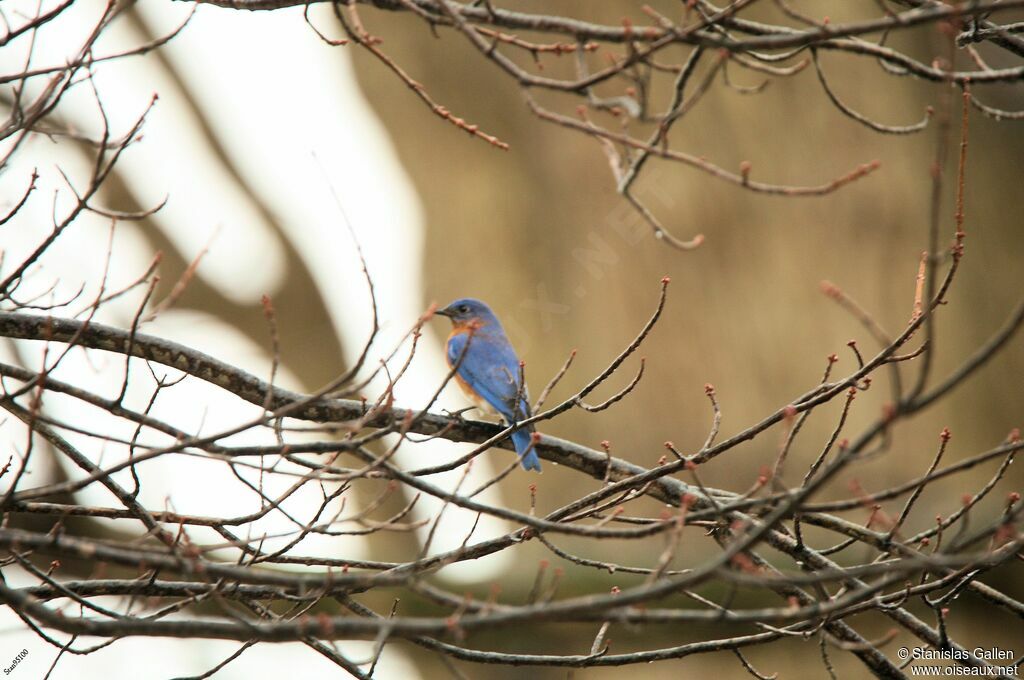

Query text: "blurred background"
[1, 0, 1022, 677]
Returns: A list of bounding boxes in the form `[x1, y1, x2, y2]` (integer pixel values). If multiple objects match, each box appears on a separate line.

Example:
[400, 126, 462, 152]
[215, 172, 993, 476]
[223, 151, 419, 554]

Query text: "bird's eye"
[459, 305, 469, 314]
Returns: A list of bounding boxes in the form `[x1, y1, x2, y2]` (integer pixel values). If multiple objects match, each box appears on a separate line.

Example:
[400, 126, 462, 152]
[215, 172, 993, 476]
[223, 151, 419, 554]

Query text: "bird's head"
[436, 298, 496, 329]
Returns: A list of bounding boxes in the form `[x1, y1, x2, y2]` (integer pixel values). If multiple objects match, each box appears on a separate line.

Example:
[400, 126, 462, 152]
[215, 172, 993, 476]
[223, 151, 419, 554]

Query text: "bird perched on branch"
[436, 298, 541, 472]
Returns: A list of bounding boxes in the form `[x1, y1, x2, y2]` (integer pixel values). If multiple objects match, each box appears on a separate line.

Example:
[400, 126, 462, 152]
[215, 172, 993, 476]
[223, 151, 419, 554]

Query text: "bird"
[436, 298, 541, 472]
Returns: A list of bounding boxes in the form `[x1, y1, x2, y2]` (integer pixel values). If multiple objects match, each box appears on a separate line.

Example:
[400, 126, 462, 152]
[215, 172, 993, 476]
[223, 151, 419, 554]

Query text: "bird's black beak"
[436, 306, 454, 318]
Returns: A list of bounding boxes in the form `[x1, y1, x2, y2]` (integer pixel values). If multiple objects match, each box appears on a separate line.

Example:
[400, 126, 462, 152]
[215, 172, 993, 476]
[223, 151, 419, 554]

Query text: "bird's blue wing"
[447, 332, 530, 422]
[447, 332, 540, 471]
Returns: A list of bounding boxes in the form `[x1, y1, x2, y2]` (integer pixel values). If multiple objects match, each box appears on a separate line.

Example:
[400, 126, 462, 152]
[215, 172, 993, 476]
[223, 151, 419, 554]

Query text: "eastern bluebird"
[436, 298, 541, 472]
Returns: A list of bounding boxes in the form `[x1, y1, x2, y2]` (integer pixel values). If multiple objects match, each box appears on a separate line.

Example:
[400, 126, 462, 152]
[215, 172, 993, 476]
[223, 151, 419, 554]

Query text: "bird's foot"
[443, 407, 476, 422]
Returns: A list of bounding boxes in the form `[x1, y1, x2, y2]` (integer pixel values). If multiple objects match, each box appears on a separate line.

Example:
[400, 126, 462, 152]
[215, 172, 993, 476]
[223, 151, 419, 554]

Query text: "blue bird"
[436, 298, 541, 472]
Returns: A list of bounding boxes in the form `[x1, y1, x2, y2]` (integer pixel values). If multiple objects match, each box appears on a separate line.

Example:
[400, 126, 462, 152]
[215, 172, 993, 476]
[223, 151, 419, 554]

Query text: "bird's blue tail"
[511, 428, 542, 472]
